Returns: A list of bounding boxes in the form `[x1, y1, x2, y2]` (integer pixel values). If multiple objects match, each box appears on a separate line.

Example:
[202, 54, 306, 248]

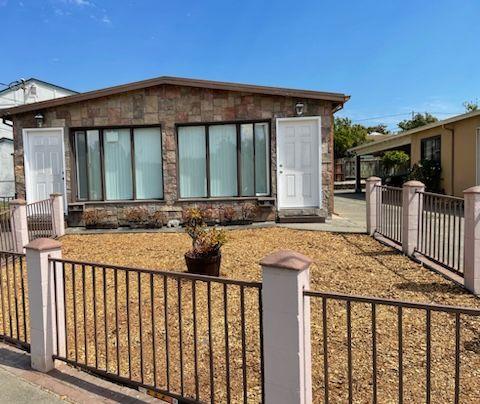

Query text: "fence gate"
[49, 258, 264, 403]
[26, 199, 56, 241]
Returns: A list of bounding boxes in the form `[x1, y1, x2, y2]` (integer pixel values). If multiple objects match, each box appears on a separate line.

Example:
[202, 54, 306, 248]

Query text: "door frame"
[22, 127, 67, 211]
[275, 116, 322, 210]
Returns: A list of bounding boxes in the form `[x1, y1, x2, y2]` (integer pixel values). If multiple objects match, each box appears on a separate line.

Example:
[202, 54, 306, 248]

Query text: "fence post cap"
[260, 249, 312, 271]
[50, 193, 62, 198]
[366, 176, 381, 182]
[9, 198, 26, 206]
[403, 180, 425, 188]
[25, 238, 61, 252]
[464, 185, 480, 194]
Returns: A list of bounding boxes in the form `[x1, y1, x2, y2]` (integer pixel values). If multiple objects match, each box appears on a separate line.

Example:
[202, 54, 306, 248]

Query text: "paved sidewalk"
[0, 343, 162, 403]
[0, 365, 64, 403]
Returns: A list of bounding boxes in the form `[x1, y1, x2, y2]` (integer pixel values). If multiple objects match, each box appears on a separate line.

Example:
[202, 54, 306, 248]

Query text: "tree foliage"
[398, 113, 438, 132]
[463, 100, 479, 113]
[381, 150, 409, 172]
[334, 117, 368, 158]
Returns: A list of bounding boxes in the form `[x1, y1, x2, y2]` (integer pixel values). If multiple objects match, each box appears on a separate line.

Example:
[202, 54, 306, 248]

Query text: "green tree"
[381, 150, 409, 174]
[398, 113, 438, 132]
[334, 117, 368, 158]
[463, 100, 478, 113]
[366, 124, 390, 134]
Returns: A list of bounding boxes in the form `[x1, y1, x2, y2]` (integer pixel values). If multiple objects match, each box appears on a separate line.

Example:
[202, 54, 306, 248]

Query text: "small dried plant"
[149, 210, 166, 228]
[222, 206, 236, 222]
[125, 207, 149, 223]
[241, 202, 258, 221]
[82, 209, 107, 226]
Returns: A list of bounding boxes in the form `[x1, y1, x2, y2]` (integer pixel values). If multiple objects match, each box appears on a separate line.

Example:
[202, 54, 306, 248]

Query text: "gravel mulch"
[57, 228, 480, 403]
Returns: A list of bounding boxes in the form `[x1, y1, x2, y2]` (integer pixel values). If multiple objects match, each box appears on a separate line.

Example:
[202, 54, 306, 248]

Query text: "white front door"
[24, 128, 65, 205]
[277, 117, 321, 209]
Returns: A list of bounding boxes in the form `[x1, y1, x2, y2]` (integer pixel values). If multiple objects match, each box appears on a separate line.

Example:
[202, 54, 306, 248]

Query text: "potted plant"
[125, 207, 149, 228]
[183, 208, 227, 276]
[83, 209, 117, 229]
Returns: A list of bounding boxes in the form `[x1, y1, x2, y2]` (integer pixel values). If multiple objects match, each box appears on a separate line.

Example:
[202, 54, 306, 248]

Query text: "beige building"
[349, 110, 480, 197]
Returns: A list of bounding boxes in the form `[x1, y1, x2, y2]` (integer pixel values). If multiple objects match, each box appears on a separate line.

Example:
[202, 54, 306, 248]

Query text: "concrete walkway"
[0, 343, 162, 403]
[280, 191, 366, 233]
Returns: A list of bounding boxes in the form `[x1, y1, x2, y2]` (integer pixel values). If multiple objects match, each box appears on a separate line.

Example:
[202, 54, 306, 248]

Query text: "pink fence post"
[464, 186, 480, 295]
[260, 250, 312, 404]
[50, 193, 65, 237]
[9, 199, 29, 253]
[402, 180, 425, 256]
[366, 177, 382, 235]
[25, 238, 65, 372]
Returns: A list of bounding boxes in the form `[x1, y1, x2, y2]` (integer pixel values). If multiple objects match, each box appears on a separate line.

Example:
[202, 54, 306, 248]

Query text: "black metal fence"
[26, 199, 55, 241]
[0, 196, 14, 212]
[416, 192, 464, 277]
[375, 185, 403, 244]
[305, 289, 480, 404]
[49, 258, 264, 404]
[0, 210, 15, 252]
[0, 251, 29, 351]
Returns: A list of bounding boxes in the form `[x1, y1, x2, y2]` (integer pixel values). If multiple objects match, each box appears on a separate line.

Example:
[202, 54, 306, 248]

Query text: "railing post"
[260, 250, 312, 404]
[366, 176, 382, 235]
[50, 193, 65, 237]
[25, 238, 65, 372]
[464, 186, 480, 295]
[402, 181, 425, 256]
[9, 199, 29, 253]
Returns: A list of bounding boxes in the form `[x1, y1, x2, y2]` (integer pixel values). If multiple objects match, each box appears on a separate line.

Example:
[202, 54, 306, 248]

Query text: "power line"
[351, 111, 463, 123]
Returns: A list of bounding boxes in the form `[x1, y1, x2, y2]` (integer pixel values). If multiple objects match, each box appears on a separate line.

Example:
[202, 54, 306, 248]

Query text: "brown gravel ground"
[24, 228, 480, 402]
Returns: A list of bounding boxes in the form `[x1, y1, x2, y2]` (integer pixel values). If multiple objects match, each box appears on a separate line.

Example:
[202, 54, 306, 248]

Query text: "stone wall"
[12, 84, 335, 226]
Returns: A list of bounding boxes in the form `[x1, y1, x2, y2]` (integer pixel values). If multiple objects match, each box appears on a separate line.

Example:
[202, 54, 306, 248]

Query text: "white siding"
[0, 140, 14, 196]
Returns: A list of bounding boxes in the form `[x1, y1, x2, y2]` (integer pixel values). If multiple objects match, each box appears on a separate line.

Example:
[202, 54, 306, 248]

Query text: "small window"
[421, 136, 441, 162]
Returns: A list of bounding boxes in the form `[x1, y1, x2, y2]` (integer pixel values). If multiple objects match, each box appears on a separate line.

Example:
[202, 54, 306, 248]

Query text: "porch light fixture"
[34, 113, 44, 128]
[295, 102, 304, 116]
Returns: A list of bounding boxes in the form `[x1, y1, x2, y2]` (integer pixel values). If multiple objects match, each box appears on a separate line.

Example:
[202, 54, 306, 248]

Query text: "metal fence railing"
[0, 251, 29, 351]
[26, 199, 55, 241]
[305, 289, 480, 404]
[416, 192, 464, 277]
[49, 258, 264, 404]
[375, 185, 403, 244]
[0, 210, 15, 252]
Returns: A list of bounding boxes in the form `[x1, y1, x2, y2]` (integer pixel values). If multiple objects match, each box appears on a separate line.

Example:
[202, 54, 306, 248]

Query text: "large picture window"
[177, 121, 270, 198]
[74, 126, 163, 201]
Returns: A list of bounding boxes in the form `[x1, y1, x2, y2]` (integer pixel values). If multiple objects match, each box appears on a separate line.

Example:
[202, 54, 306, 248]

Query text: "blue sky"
[1, 0, 479, 131]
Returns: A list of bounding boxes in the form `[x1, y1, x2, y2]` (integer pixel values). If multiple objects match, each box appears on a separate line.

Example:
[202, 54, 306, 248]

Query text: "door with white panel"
[277, 118, 321, 209]
[24, 129, 65, 204]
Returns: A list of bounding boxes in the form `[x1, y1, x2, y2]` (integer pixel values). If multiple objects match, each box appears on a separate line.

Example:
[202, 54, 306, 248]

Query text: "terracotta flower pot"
[185, 253, 221, 276]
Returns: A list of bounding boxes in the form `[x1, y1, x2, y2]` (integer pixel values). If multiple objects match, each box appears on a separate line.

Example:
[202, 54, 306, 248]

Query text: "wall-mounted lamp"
[295, 102, 304, 116]
[34, 113, 44, 128]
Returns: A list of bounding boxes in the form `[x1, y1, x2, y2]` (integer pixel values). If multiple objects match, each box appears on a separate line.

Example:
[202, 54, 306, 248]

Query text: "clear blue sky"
[2, 0, 479, 131]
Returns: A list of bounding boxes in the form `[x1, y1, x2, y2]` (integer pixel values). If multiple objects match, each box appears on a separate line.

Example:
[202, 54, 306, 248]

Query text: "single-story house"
[0, 76, 349, 226]
[0, 78, 77, 197]
[349, 110, 480, 197]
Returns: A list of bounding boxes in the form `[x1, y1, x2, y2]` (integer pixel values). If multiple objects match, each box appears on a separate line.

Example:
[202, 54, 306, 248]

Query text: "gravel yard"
[59, 227, 480, 403]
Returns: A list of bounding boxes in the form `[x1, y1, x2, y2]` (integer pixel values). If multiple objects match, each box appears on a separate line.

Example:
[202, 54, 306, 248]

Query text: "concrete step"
[277, 215, 326, 223]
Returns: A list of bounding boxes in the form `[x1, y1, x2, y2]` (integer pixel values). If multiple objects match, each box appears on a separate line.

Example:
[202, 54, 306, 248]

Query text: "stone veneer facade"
[11, 84, 335, 226]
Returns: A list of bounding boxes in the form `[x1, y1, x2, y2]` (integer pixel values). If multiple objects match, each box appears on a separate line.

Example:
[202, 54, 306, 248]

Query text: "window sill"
[176, 196, 274, 203]
[69, 199, 167, 206]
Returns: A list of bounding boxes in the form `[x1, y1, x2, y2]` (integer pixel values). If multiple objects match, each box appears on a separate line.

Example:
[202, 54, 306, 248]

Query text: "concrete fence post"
[366, 176, 382, 235]
[402, 181, 425, 256]
[260, 250, 312, 404]
[9, 199, 29, 253]
[463, 186, 480, 295]
[50, 193, 65, 237]
[25, 238, 65, 372]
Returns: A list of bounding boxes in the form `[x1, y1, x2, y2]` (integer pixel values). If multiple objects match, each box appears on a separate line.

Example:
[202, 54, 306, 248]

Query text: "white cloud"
[101, 15, 111, 24]
[69, 0, 91, 5]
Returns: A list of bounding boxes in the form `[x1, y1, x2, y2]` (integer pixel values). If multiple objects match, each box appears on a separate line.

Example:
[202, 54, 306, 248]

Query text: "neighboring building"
[0, 76, 349, 225]
[349, 110, 480, 196]
[0, 137, 14, 196]
[0, 78, 77, 196]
